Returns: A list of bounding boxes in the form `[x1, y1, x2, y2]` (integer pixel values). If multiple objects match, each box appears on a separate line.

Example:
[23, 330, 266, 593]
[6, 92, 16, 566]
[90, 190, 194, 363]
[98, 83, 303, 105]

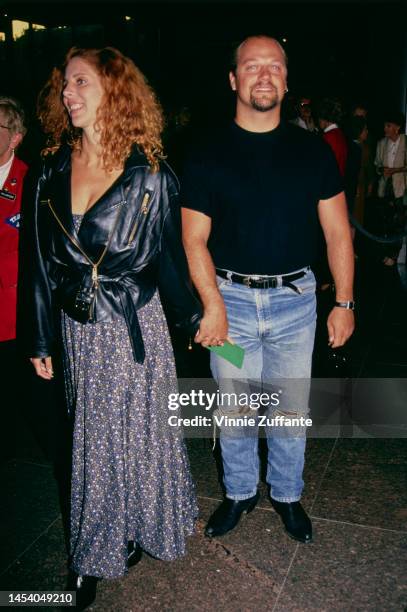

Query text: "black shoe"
[127, 541, 143, 568]
[270, 499, 313, 543]
[67, 572, 99, 611]
[205, 492, 260, 537]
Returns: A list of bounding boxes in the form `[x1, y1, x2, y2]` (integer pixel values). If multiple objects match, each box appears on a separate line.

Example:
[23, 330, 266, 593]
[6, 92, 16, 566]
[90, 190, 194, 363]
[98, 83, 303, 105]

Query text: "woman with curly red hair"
[20, 47, 202, 609]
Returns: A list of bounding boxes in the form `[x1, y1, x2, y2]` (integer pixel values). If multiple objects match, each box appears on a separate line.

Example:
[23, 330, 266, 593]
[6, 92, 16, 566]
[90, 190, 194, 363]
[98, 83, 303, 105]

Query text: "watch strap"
[335, 300, 355, 310]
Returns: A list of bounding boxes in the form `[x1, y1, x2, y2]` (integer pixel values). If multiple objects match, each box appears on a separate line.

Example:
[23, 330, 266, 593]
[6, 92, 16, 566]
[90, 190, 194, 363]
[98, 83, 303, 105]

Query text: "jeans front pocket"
[216, 274, 232, 290]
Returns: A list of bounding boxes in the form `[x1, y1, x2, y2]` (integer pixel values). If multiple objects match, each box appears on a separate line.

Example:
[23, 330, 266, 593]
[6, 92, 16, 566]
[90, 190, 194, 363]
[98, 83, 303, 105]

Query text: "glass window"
[12, 20, 29, 41]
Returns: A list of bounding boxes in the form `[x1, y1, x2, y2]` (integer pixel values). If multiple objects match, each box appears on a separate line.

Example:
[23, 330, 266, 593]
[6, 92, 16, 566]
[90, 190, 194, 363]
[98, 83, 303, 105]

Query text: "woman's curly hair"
[37, 47, 164, 172]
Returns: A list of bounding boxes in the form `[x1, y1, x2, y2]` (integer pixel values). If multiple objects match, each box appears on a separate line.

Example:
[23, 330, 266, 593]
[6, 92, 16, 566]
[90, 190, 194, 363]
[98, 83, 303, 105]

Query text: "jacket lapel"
[47, 144, 151, 244]
[47, 145, 77, 238]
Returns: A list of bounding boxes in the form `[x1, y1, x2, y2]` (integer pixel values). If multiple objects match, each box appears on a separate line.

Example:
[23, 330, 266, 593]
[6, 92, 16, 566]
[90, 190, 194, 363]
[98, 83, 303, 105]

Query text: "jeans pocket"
[293, 269, 316, 295]
[216, 275, 231, 290]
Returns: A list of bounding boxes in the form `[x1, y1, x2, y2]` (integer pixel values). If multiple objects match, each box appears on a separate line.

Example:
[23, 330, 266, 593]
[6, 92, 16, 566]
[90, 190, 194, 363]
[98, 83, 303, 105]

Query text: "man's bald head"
[231, 35, 288, 75]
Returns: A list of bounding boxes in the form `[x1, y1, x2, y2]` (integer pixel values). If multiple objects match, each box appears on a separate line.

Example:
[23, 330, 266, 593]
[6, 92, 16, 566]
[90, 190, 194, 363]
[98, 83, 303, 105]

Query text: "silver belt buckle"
[243, 276, 252, 287]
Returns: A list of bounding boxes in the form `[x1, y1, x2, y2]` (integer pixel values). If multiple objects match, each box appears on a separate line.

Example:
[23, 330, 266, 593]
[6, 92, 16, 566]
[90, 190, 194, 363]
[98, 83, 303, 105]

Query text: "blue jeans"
[210, 267, 316, 502]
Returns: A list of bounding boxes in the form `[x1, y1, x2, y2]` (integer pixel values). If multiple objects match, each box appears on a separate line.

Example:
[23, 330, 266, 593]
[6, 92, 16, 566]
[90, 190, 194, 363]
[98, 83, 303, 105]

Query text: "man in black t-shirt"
[182, 35, 355, 544]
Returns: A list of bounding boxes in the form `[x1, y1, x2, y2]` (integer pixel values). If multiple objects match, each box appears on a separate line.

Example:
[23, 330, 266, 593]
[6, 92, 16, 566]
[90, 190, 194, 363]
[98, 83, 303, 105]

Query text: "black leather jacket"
[20, 144, 202, 362]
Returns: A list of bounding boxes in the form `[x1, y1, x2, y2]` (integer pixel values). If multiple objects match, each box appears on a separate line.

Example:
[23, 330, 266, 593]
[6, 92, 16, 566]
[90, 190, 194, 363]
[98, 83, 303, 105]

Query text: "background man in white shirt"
[374, 111, 406, 266]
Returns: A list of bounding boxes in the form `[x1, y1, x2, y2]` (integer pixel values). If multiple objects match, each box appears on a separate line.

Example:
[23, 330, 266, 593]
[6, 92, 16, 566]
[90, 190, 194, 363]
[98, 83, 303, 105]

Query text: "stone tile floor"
[1, 436, 406, 611]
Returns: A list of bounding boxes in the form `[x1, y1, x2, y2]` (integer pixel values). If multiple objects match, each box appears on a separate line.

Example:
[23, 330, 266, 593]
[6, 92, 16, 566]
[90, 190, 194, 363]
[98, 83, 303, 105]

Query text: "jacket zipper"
[127, 190, 152, 245]
[47, 198, 124, 320]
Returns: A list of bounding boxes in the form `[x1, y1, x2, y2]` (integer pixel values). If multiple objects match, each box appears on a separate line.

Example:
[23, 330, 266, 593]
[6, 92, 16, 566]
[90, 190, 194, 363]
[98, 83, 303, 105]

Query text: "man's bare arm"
[181, 208, 228, 346]
[318, 191, 355, 348]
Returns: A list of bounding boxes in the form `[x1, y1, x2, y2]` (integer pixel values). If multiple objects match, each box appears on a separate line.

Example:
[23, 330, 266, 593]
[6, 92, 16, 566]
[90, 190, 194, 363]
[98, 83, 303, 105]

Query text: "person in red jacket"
[0, 96, 28, 460]
[318, 97, 348, 176]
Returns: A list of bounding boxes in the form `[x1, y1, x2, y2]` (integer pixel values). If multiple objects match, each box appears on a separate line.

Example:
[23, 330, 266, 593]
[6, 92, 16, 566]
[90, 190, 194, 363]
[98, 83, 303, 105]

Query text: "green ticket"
[207, 341, 245, 369]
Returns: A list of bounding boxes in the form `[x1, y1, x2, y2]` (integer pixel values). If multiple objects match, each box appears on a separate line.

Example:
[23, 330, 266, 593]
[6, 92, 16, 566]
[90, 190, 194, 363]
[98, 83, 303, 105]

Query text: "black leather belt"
[216, 268, 308, 293]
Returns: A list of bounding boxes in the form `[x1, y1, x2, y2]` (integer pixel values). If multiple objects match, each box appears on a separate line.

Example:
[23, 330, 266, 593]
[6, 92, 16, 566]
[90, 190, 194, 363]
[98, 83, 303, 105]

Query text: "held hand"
[30, 356, 54, 380]
[327, 308, 355, 348]
[194, 303, 228, 347]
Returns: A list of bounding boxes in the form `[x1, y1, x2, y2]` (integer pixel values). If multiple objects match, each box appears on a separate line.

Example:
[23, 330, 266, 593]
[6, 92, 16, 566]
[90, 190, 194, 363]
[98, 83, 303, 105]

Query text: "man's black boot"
[205, 492, 260, 537]
[270, 499, 313, 543]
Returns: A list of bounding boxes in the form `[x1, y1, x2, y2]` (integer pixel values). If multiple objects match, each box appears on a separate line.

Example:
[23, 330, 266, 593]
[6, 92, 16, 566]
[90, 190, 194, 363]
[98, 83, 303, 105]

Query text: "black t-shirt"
[181, 121, 343, 275]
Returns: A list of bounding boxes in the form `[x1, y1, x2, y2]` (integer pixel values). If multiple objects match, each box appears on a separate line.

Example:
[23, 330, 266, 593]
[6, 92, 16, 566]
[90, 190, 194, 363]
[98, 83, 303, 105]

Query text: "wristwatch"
[335, 300, 355, 310]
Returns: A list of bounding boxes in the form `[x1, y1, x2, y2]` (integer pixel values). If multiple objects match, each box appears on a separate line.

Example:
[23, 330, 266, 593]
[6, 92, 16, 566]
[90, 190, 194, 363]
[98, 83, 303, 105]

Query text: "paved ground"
[1, 247, 407, 611]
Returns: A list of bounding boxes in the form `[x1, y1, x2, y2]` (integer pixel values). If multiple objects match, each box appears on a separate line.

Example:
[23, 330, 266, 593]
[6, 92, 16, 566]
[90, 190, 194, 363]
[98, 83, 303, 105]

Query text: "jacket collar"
[46, 143, 151, 239]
